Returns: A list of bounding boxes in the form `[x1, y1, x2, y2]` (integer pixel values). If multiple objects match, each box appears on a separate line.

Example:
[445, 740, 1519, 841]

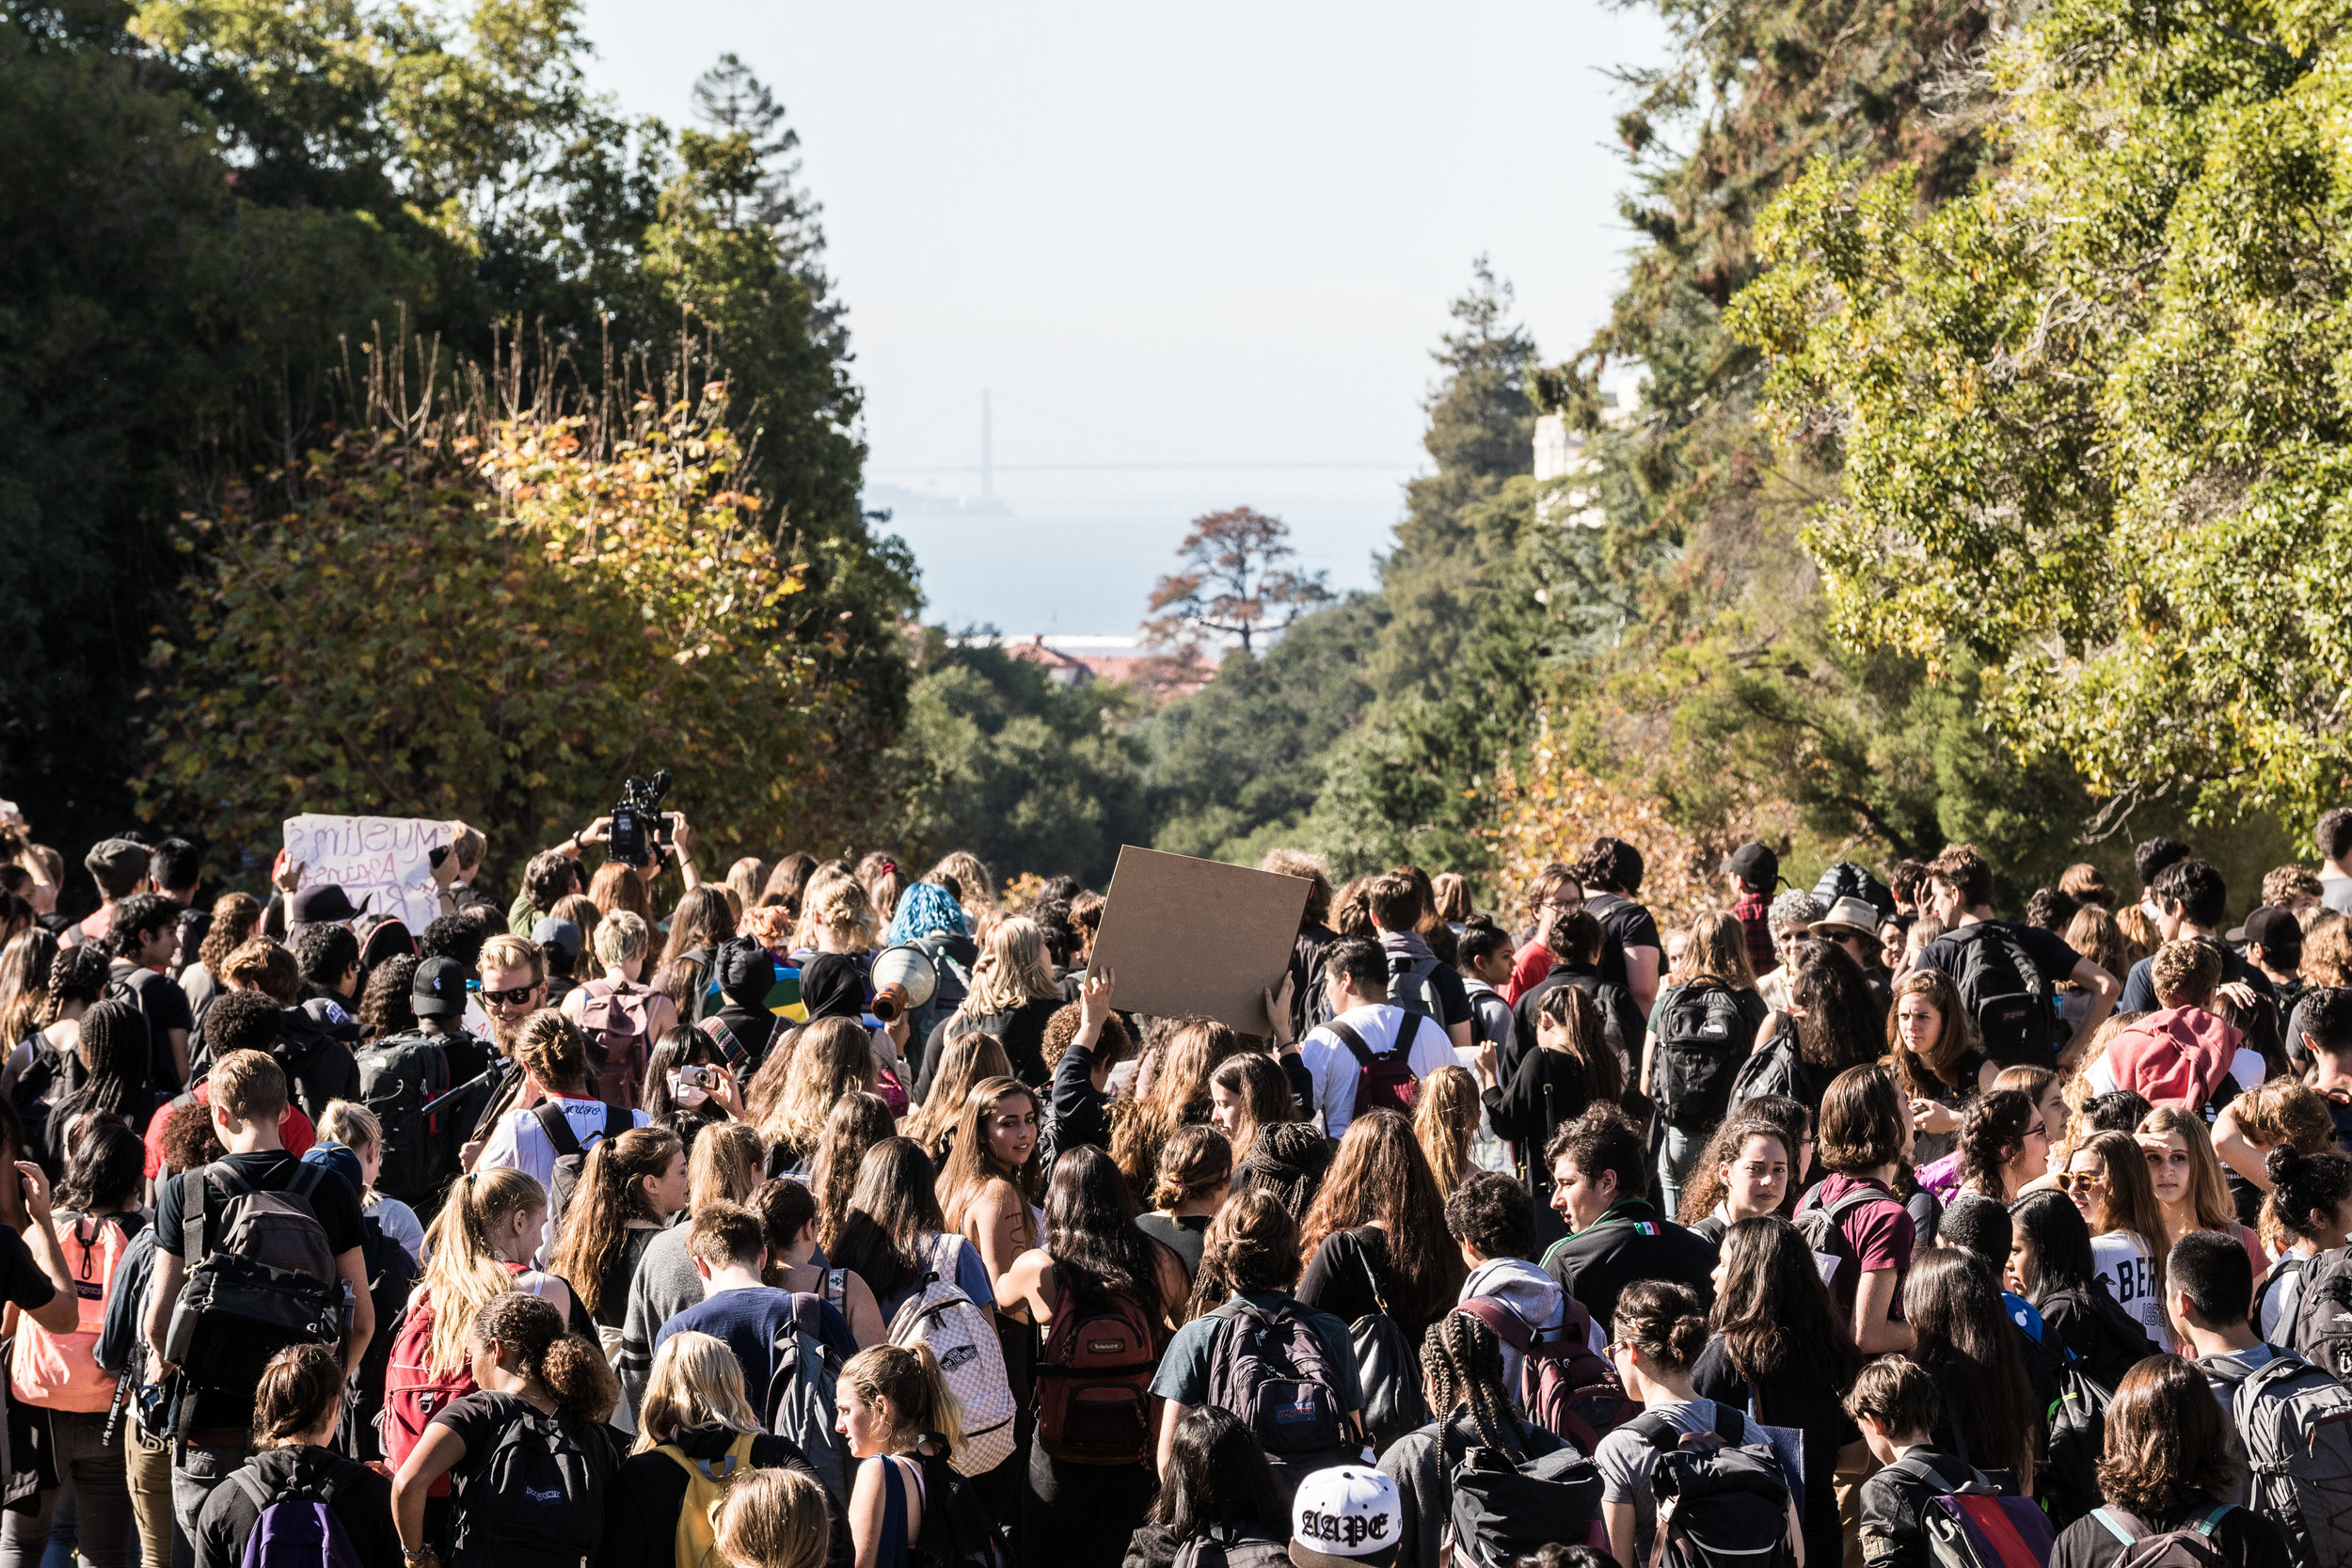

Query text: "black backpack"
[532, 1101, 631, 1228]
[1943, 923, 2058, 1069]
[1449, 1441, 1604, 1568]
[1651, 984, 1751, 1131]
[1724, 1030, 1808, 1115]
[453, 1402, 610, 1564]
[2290, 1245, 2352, 1381]
[161, 1163, 346, 1399]
[2039, 1357, 2115, 1528]
[910, 1448, 1011, 1568]
[351, 1030, 451, 1209]
[1627, 1402, 1795, 1568]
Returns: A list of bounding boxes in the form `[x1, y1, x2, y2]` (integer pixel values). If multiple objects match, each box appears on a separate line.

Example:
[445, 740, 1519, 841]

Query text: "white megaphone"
[869, 944, 939, 1024]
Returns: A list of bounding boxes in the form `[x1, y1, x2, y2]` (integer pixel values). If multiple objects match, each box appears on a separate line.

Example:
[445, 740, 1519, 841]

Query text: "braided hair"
[1421, 1311, 1516, 1450]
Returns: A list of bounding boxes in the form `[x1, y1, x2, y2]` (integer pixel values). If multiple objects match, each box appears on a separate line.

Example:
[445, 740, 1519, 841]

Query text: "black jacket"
[1051, 1039, 1115, 1166]
[1539, 1199, 1717, 1328]
[2039, 1284, 2158, 1389]
[193, 1445, 398, 1568]
[1509, 964, 1641, 1083]
[275, 999, 362, 1120]
[596, 1425, 845, 1568]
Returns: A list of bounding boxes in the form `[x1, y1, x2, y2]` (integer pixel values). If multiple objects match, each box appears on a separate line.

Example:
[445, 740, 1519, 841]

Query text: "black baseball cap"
[1724, 842, 1780, 891]
[2231, 906, 2303, 955]
[412, 956, 469, 1019]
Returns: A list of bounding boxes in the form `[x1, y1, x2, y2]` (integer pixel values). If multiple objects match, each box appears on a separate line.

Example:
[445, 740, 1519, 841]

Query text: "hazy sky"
[579, 2, 1670, 634]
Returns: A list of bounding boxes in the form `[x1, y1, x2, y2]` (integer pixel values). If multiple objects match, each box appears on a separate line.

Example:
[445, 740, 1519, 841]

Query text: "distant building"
[1534, 378, 1641, 529]
[997, 635, 1210, 698]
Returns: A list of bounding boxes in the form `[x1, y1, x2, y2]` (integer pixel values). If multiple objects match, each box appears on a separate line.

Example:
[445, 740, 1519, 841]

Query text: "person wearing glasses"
[2059, 1129, 2176, 1351]
[1954, 1090, 2050, 1207]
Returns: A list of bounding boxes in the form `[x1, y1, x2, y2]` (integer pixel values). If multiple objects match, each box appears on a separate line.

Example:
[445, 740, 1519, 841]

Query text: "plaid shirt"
[1732, 889, 1777, 975]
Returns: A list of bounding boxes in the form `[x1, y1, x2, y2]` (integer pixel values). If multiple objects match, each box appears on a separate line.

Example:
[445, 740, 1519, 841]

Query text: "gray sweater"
[616, 1226, 707, 1412]
[1379, 1414, 1565, 1568]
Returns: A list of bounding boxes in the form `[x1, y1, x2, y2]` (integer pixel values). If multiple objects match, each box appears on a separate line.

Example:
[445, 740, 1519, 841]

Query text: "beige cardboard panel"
[1088, 846, 1311, 1033]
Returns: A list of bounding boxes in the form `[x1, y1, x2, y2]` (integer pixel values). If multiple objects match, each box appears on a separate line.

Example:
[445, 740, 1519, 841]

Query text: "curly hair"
[811, 1092, 897, 1254]
[357, 954, 419, 1042]
[2096, 1356, 2238, 1514]
[470, 1291, 617, 1422]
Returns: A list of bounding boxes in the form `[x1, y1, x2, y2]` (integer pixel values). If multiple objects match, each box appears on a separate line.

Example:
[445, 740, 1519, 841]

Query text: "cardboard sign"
[281, 815, 453, 934]
[1088, 846, 1311, 1034]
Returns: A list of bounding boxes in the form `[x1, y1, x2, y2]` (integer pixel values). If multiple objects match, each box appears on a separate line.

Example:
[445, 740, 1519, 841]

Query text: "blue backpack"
[228, 1470, 365, 1568]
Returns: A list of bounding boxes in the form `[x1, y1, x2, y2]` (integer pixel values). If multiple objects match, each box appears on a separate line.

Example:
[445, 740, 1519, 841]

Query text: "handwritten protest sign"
[282, 815, 452, 934]
[1088, 847, 1310, 1034]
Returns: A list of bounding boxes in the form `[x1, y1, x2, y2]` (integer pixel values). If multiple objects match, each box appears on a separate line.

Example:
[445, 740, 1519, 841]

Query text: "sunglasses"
[480, 985, 538, 1006]
[2054, 1170, 2101, 1193]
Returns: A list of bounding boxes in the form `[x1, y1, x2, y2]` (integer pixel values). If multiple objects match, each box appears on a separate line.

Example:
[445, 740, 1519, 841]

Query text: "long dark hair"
[1677, 1097, 1810, 1225]
[1711, 1216, 1858, 1392]
[1903, 1248, 2038, 1489]
[831, 1137, 946, 1307]
[1787, 942, 1883, 1072]
[2010, 1189, 2098, 1303]
[357, 954, 419, 1042]
[56, 1120, 144, 1214]
[51, 999, 146, 1157]
[1144, 1406, 1284, 1538]
[1044, 1145, 1168, 1319]
[1295, 1109, 1464, 1325]
[1534, 985, 1625, 1107]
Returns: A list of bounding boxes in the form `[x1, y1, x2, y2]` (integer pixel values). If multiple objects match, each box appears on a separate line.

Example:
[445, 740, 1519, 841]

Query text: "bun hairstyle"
[840, 1341, 963, 1457]
[1151, 1124, 1233, 1211]
[250, 1343, 343, 1449]
[1186, 1189, 1303, 1319]
[1610, 1279, 1708, 1374]
[470, 1291, 618, 1422]
[2265, 1145, 2352, 1245]
[513, 1011, 591, 1092]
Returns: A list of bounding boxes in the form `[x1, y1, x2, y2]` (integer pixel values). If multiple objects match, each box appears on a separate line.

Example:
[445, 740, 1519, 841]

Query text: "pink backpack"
[577, 979, 661, 1111]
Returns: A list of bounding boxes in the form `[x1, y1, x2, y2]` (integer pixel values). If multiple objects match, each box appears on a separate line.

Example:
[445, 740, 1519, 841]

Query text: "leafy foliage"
[1730, 0, 2352, 826]
[1143, 507, 1333, 655]
[882, 636, 1150, 887]
[138, 355, 840, 879]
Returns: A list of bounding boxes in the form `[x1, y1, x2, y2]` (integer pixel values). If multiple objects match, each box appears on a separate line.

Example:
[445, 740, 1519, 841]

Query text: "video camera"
[607, 770, 675, 867]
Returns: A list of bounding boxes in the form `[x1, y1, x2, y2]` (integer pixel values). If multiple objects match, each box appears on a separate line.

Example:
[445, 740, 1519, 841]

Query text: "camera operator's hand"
[666, 812, 698, 856]
[707, 1065, 745, 1120]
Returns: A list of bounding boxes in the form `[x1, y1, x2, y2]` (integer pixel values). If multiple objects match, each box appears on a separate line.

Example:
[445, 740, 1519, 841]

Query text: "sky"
[578, 2, 1671, 636]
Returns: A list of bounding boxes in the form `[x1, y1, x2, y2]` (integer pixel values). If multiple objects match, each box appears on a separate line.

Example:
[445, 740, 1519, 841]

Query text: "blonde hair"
[840, 1341, 962, 1456]
[594, 910, 652, 967]
[212, 1049, 288, 1125]
[902, 1031, 1011, 1154]
[478, 934, 542, 984]
[754, 1017, 877, 1156]
[1679, 911, 1759, 990]
[930, 853, 996, 914]
[315, 1101, 383, 1201]
[2139, 1105, 2242, 1233]
[1413, 1065, 1481, 1199]
[715, 1469, 831, 1568]
[957, 916, 1059, 1018]
[690, 1120, 766, 1212]
[420, 1167, 547, 1375]
[632, 1330, 761, 1452]
[798, 874, 878, 951]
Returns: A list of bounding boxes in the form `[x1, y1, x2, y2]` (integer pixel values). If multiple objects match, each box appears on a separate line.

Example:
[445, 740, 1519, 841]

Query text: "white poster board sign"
[281, 815, 452, 934]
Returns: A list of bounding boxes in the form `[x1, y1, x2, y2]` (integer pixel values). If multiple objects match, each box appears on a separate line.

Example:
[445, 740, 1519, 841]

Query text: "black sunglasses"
[480, 985, 538, 1006]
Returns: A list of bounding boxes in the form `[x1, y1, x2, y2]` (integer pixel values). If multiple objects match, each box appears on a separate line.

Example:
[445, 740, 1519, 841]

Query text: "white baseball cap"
[1290, 1465, 1402, 1568]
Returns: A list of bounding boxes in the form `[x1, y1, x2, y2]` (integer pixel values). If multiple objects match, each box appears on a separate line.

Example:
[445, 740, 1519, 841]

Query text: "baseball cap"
[290, 884, 370, 927]
[412, 956, 469, 1019]
[2230, 905, 2303, 954]
[300, 1140, 366, 1203]
[1290, 1466, 1401, 1568]
[1724, 842, 1779, 891]
[531, 918, 584, 959]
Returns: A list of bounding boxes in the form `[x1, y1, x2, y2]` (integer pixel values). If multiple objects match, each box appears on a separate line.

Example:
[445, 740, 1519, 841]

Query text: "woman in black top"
[548, 1125, 688, 1336]
[1295, 1110, 1464, 1347]
[1886, 968, 1995, 1167]
[2008, 1190, 2156, 1388]
[196, 1345, 397, 1568]
[640, 1029, 742, 1154]
[1903, 1248, 2041, 1494]
[1691, 1216, 1862, 1568]
[1478, 985, 1620, 1237]
[1136, 1124, 1230, 1279]
[2047, 1356, 2290, 1568]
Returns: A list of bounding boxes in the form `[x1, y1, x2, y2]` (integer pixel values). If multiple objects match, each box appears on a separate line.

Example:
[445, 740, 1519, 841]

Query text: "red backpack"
[1454, 1294, 1635, 1451]
[577, 980, 661, 1111]
[1033, 1279, 1157, 1465]
[382, 1263, 537, 1492]
[1329, 1012, 1423, 1117]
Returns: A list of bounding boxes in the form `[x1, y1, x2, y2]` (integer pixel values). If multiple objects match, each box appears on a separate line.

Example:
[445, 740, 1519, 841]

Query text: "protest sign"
[281, 815, 453, 934]
[1088, 847, 1311, 1034]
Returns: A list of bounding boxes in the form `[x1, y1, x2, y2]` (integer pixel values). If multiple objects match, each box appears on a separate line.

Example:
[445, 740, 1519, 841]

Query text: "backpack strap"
[1626, 1410, 1680, 1454]
[1396, 1009, 1422, 1054]
[697, 1015, 749, 1070]
[1327, 1019, 1375, 1068]
[2092, 1510, 2143, 1545]
[1708, 1398, 1745, 1448]
[600, 1103, 630, 1143]
[1357, 1248, 1393, 1318]
[1454, 1295, 1534, 1355]
[2198, 1506, 2236, 1537]
[532, 1101, 584, 1158]
[226, 1467, 271, 1515]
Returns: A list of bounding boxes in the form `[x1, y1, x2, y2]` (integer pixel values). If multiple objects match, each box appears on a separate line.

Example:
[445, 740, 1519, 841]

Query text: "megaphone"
[869, 944, 939, 1023]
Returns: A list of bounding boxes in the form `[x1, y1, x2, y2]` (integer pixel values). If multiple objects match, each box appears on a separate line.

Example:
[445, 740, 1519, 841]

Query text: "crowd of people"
[6, 809, 2352, 1568]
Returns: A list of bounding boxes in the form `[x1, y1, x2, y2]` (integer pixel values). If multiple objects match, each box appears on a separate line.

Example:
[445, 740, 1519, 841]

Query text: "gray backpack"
[764, 1318, 849, 1505]
[1387, 955, 1443, 1019]
[2201, 1351, 2352, 1568]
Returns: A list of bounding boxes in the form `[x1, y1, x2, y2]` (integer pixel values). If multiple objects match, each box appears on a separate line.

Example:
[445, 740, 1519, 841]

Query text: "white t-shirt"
[1302, 1004, 1459, 1142]
[2092, 1228, 2171, 1350]
[2263, 1246, 2313, 1344]
[2086, 1046, 2265, 1101]
[476, 1092, 650, 1257]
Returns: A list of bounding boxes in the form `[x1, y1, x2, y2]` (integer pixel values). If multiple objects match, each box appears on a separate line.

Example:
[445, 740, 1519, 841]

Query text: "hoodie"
[193, 1445, 398, 1568]
[2105, 1005, 2244, 1109]
[1457, 1257, 1569, 1402]
[275, 998, 362, 1120]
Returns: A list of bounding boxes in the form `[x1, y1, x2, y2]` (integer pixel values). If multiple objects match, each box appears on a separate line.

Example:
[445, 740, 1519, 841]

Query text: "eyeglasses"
[480, 985, 538, 1006]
